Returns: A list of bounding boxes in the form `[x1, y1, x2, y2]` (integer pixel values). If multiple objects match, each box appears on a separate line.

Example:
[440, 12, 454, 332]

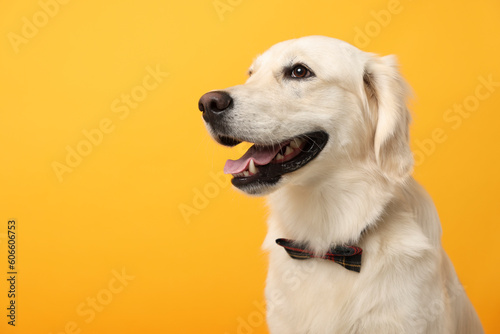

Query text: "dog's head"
[199, 36, 413, 196]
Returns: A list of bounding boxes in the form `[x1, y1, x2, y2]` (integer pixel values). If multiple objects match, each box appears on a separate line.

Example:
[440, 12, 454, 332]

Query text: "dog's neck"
[267, 165, 397, 254]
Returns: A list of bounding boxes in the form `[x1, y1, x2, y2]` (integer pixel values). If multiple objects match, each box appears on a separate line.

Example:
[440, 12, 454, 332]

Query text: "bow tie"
[275, 238, 363, 273]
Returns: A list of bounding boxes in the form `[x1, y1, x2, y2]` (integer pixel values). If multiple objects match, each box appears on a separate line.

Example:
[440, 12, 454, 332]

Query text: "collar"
[275, 238, 363, 273]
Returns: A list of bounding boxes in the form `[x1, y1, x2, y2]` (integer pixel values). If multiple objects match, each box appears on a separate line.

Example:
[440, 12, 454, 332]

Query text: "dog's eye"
[290, 64, 312, 79]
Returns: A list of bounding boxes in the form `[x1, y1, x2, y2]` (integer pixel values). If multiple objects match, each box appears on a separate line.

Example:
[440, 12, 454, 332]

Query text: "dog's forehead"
[250, 36, 367, 77]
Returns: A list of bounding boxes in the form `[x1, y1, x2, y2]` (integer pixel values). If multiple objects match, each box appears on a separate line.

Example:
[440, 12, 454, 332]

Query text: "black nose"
[198, 91, 233, 123]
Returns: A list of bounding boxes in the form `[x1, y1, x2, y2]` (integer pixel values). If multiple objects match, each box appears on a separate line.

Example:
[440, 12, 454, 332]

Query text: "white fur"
[206, 36, 483, 333]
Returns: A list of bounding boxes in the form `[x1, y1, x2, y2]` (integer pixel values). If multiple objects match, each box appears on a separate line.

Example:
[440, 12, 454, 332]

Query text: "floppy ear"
[363, 55, 413, 181]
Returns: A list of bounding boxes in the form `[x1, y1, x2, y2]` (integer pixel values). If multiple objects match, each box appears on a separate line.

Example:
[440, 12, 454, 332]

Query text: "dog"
[198, 36, 484, 333]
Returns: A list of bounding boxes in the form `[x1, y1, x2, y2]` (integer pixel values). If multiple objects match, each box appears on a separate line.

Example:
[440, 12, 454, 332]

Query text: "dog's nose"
[198, 91, 232, 122]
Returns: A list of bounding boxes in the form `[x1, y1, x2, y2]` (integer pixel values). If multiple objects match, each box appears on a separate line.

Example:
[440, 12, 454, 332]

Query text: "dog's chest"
[265, 249, 369, 333]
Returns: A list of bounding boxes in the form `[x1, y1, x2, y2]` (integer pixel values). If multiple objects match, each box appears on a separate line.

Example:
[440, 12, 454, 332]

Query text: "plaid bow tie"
[275, 238, 363, 273]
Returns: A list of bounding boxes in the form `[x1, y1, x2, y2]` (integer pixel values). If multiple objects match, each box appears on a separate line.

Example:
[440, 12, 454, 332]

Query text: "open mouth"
[220, 131, 329, 189]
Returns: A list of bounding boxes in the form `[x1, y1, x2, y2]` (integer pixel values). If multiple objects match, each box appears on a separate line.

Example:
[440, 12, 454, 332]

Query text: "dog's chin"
[232, 177, 283, 196]
[208, 130, 329, 197]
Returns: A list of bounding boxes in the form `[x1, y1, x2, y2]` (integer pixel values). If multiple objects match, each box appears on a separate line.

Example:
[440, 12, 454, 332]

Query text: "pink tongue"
[224, 144, 282, 174]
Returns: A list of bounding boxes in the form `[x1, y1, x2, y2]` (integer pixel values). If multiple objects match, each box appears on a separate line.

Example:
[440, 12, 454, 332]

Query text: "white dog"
[199, 36, 484, 334]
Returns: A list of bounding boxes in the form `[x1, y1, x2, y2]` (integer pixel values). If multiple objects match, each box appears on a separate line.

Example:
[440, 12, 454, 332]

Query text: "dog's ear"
[363, 55, 413, 181]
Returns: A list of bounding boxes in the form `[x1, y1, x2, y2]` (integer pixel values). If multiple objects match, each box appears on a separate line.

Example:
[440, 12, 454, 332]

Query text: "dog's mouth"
[220, 131, 329, 189]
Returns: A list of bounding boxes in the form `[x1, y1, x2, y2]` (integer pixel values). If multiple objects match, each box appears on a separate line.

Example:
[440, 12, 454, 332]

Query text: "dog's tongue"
[224, 144, 281, 174]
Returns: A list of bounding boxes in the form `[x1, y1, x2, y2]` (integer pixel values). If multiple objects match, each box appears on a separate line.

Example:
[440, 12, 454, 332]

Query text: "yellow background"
[1, 0, 499, 333]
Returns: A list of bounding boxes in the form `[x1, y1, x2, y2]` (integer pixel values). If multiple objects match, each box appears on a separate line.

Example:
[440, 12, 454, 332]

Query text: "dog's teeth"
[276, 153, 284, 161]
[249, 159, 257, 174]
[243, 171, 250, 177]
[285, 146, 293, 156]
[290, 138, 303, 149]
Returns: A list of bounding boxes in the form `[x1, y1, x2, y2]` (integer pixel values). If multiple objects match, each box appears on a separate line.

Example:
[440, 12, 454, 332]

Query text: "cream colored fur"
[207, 36, 484, 333]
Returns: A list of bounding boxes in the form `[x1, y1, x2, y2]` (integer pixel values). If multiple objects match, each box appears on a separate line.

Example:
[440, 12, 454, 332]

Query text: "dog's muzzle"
[198, 90, 329, 194]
